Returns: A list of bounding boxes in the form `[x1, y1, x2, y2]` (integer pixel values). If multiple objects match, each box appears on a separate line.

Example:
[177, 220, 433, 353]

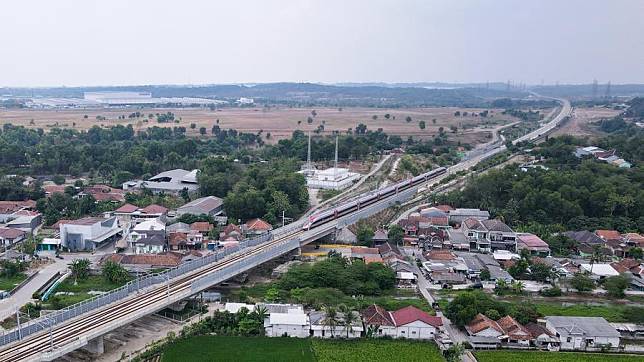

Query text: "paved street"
[0, 252, 103, 327]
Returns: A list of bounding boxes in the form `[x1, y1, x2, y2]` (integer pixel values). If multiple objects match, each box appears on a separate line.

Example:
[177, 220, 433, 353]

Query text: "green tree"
[356, 225, 374, 246]
[445, 343, 465, 362]
[570, 273, 595, 292]
[630, 247, 643, 260]
[485, 309, 500, 320]
[70, 258, 91, 282]
[530, 263, 553, 283]
[322, 305, 340, 338]
[102, 260, 129, 284]
[405, 116, 412, 123]
[419, 120, 426, 130]
[480, 268, 491, 281]
[387, 225, 404, 245]
[264, 285, 280, 302]
[603, 274, 630, 298]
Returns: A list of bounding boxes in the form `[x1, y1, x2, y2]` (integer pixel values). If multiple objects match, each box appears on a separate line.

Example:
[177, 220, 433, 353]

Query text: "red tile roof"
[190, 222, 213, 233]
[596, 229, 622, 241]
[391, 306, 442, 328]
[115, 203, 139, 213]
[43, 185, 67, 194]
[222, 223, 242, 236]
[435, 204, 454, 212]
[244, 218, 272, 231]
[0, 200, 36, 213]
[467, 314, 504, 335]
[362, 304, 394, 326]
[425, 250, 456, 261]
[497, 315, 531, 340]
[351, 247, 380, 255]
[141, 204, 169, 215]
[103, 253, 181, 267]
[518, 233, 549, 248]
[364, 255, 384, 264]
[168, 232, 188, 247]
[0, 227, 26, 239]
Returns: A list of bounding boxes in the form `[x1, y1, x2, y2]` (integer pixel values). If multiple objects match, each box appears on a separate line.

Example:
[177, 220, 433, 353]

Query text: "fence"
[0, 221, 303, 347]
[0, 199, 384, 347]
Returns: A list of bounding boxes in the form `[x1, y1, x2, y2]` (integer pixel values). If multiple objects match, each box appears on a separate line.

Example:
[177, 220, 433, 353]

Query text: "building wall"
[311, 325, 362, 338]
[395, 321, 437, 340]
[265, 324, 309, 338]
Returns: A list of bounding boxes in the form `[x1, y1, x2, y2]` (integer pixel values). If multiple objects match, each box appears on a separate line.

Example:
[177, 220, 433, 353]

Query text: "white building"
[123, 169, 199, 194]
[301, 167, 361, 190]
[309, 311, 363, 338]
[129, 218, 166, 247]
[545, 316, 620, 351]
[580, 263, 619, 280]
[362, 305, 442, 340]
[59, 217, 121, 251]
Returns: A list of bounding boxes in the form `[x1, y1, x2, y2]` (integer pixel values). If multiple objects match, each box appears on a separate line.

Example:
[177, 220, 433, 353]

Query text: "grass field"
[534, 303, 642, 323]
[312, 339, 443, 362]
[0, 106, 520, 144]
[46, 275, 129, 309]
[160, 336, 443, 362]
[475, 351, 644, 362]
[0, 273, 28, 291]
[161, 335, 314, 362]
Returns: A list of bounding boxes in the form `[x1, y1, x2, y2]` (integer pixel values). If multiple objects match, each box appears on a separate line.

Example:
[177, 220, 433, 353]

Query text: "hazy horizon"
[1, 0, 643, 87]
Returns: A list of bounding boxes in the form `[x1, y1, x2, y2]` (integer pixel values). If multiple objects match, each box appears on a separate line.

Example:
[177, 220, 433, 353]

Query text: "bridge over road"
[0, 181, 421, 362]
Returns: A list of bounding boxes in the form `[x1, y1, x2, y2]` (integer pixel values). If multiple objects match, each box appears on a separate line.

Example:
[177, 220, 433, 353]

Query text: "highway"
[0, 96, 572, 361]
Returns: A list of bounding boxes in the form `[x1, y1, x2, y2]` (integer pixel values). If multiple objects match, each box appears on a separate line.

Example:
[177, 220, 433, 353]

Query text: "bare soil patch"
[0, 106, 519, 146]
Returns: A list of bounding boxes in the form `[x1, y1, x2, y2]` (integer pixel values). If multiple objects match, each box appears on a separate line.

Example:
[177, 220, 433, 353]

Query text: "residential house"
[419, 207, 450, 229]
[525, 322, 560, 350]
[309, 310, 363, 338]
[466, 314, 504, 339]
[596, 230, 622, 243]
[517, 233, 551, 256]
[134, 234, 166, 254]
[448, 208, 490, 224]
[0, 200, 37, 223]
[362, 305, 442, 340]
[447, 229, 470, 251]
[176, 196, 224, 217]
[168, 232, 188, 251]
[190, 222, 213, 235]
[219, 224, 244, 242]
[113, 203, 169, 223]
[102, 253, 183, 271]
[60, 216, 121, 251]
[78, 185, 125, 203]
[123, 169, 200, 194]
[579, 263, 619, 280]
[461, 218, 517, 252]
[129, 218, 166, 248]
[545, 316, 620, 351]
[166, 222, 190, 233]
[0, 228, 26, 249]
[396, 271, 417, 289]
[243, 218, 273, 237]
[5, 211, 42, 233]
[372, 229, 388, 244]
[263, 305, 309, 338]
[497, 315, 532, 346]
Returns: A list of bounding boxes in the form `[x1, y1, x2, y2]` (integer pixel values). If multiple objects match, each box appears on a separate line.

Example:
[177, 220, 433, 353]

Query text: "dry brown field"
[0, 106, 524, 145]
[552, 106, 621, 138]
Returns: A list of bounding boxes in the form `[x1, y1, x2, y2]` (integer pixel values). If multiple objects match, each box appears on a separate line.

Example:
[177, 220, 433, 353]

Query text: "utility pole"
[592, 79, 598, 100]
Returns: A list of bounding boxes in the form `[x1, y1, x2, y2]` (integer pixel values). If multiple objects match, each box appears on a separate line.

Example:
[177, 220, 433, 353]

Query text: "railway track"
[0, 230, 305, 361]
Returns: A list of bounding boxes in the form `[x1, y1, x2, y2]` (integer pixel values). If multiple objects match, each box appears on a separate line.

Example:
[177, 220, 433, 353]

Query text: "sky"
[1, 0, 643, 87]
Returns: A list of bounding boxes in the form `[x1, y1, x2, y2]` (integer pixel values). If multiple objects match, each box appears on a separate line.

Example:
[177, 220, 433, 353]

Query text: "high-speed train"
[303, 167, 447, 230]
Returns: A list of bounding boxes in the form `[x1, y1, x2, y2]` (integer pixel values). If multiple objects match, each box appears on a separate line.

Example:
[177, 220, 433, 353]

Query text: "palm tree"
[513, 280, 525, 294]
[322, 305, 340, 338]
[253, 305, 269, 323]
[339, 305, 358, 338]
